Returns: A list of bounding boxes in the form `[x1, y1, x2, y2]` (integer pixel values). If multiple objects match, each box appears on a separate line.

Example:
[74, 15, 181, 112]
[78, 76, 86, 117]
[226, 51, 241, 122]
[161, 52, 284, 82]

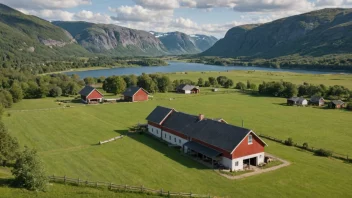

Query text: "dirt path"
[217, 153, 291, 180]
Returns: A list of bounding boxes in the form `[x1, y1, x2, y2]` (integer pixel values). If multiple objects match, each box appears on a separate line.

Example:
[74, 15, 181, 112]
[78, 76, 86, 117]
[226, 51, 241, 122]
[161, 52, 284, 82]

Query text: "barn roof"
[146, 106, 174, 124]
[79, 86, 103, 97]
[288, 97, 306, 103]
[310, 96, 324, 102]
[183, 119, 260, 153]
[176, 84, 199, 91]
[184, 141, 222, 158]
[123, 86, 149, 97]
[162, 111, 199, 133]
[331, 100, 345, 105]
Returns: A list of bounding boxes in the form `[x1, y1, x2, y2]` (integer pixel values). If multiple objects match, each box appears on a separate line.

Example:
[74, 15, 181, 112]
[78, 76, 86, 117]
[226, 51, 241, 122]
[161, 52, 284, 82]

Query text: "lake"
[65, 62, 348, 78]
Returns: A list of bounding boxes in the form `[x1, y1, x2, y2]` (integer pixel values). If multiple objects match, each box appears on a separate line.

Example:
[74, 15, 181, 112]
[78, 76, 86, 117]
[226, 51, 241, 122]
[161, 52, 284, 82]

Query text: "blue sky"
[1, 0, 352, 38]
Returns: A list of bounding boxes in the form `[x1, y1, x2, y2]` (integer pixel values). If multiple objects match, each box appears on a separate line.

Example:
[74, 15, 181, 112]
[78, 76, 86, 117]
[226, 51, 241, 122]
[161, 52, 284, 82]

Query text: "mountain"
[203, 8, 352, 58]
[0, 3, 89, 62]
[53, 21, 168, 56]
[150, 31, 218, 55]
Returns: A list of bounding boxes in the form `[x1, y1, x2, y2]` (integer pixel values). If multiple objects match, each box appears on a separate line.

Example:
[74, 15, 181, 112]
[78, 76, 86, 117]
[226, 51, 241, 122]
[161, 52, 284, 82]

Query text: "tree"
[208, 77, 216, 86]
[49, 86, 62, 97]
[250, 83, 257, 91]
[204, 81, 211, 87]
[224, 79, 234, 88]
[137, 74, 156, 93]
[157, 76, 171, 93]
[216, 76, 228, 86]
[235, 82, 246, 90]
[0, 121, 19, 167]
[0, 90, 13, 108]
[10, 81, 24, 103]
[12, 147, 47, 191]
[247, 80, 251, 89]
[112, 77, 127, 95]
[84, 77, 95, 85]
[197, 78, 204, 87]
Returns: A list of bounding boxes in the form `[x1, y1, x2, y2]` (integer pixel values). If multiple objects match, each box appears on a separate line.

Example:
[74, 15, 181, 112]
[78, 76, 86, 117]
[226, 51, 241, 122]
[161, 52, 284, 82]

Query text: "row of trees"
[102, 74, 173, 94]
[0, 68, 85, 108]
[0, 106, 47, 191]
[257, 80, 351, 99]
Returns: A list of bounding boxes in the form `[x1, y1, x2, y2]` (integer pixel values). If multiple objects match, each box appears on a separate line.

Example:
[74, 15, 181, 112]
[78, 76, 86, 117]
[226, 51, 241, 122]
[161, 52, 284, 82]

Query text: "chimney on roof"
[199, 114, 205, 121]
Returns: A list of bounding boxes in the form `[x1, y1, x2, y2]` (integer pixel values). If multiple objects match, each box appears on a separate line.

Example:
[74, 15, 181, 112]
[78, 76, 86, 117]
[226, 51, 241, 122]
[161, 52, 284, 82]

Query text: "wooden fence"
[259, 134, 351, 163]
[48, 175, 213, 198]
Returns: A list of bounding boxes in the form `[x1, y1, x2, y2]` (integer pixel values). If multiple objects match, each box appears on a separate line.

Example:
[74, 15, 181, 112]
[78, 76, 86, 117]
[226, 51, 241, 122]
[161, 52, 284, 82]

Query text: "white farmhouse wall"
[185, 90, 191, 94]
[148, 125, 162, 138]
[231, 152, 265, 171]
[162, 130, 188, 146]
[302, 100, 308, 106]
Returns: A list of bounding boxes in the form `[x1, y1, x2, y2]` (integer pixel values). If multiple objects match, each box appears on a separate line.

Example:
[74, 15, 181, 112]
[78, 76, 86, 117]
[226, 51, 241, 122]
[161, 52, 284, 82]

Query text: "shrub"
[12, 147, 48, 191]
[347, 103, 352, 111]
[235, 82, 246, 90]
[314, 149, 332, 157]
[284, 138, 294, 146]
[303, 142, 309, 149]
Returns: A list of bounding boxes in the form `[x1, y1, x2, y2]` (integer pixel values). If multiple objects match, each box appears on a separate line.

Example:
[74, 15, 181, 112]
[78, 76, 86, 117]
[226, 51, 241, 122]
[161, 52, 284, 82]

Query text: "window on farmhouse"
[164, 134, 166, 138]
[235, 161, 239, 166]
[174, 138, 176, 143]
[169, 136, 171, 140]
[248, 135, 253, 145]
[179, 139, 181, 144]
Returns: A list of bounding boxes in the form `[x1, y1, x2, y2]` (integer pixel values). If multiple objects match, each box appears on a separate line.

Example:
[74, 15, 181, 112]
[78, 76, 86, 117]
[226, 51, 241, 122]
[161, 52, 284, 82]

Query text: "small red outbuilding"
[78, 86, 104, 104]
[123, 87, 149, 102]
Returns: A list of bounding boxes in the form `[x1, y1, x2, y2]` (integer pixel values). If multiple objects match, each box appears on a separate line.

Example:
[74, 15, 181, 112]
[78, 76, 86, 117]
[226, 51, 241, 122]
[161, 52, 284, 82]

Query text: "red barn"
[123, 87, 149, 102]
[146, 106, 267, 171]
[79, 86, 104, 104]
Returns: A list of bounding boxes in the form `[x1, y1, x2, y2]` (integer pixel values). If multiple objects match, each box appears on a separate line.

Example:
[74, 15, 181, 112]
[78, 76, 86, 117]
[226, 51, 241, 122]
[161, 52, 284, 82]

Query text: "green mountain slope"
[0, 3, 89, 63]
[203, 8, 352, 58]
[53, 21, 168, 56]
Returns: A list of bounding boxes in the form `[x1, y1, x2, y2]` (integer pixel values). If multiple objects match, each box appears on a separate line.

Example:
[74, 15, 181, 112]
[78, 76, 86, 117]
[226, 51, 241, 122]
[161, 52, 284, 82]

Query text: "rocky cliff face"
[203, 8, 352, 58]
[54, 21, 168, 56]
[150, 31, 218, 55]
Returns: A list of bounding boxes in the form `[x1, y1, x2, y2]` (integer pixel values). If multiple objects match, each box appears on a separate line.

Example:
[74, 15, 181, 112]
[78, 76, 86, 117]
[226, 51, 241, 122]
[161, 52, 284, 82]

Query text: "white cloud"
[19, 8, 114, 24]
[0, 0, 91, 9]
[133, 0, 180, 10]
[109, 5, 173, 23]
[316, 0, 352, 7]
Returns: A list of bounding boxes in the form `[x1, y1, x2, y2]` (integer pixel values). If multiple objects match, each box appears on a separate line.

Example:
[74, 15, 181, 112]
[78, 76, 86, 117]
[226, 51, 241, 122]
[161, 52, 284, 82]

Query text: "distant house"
[146, 106, 267, 171]
[212, 88, 219, 92]
[309, 96, 325, 106]
[329, 100, 346, 109]
[79, 86, 104, 104]
[287, 97, 308, 106]
[176, 84, 200, 94]
[123, 87, 149, 102]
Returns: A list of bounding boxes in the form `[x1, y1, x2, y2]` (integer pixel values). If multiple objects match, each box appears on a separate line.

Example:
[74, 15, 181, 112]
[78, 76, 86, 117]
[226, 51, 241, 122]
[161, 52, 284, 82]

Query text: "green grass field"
[2, 75, 352, 197]
[164, 70, 352, 89]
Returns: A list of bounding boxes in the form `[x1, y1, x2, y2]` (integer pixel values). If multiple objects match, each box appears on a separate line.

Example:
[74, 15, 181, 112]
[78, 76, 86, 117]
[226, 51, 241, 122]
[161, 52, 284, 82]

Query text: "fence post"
[125, 184, 127, 191]
[168, 191, 170, 197]
[52, 174, 55, 182]
[190, 191, 192, 197]
[160, 189, 163, 195]
[78, 178, 80, 186]
[141, 185, 144, 192]
[96, 182, 98, 188]
[64, 175, 66, 184]
[109, 182, 112, 190]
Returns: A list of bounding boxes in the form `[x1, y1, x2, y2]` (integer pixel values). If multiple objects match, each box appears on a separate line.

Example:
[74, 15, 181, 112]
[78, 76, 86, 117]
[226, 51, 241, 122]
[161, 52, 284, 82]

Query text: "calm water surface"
[65, 62, 348, 78]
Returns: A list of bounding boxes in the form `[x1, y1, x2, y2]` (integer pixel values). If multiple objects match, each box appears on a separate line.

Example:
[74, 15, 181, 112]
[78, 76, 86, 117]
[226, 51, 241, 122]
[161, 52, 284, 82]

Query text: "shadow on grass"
[0, 178, 13, 187]
[126, 131, 208, 170]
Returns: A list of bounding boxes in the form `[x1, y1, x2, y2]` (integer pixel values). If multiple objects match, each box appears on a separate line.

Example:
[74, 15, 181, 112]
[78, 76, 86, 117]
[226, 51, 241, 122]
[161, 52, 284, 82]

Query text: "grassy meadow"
[1, 71, 352, 197]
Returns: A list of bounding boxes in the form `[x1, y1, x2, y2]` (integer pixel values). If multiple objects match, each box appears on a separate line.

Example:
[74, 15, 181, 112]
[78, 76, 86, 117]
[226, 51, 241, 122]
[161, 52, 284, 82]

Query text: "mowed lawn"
[3, 91, 352, 197]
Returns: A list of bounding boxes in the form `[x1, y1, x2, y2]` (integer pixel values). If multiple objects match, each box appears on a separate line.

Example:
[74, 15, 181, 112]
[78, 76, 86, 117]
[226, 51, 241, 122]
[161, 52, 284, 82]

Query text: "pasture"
[2, 86, 352, 197]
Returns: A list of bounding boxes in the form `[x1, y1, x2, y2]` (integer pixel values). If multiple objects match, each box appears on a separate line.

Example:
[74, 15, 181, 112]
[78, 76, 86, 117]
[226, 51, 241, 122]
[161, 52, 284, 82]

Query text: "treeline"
[257, 81, 351, 100]
[102, 74, 172, 94]
[187, 55, 352, 71]
[0, 106, 47, 191]
[1, 56, 168, 75]
[0, 68, 84, 108]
